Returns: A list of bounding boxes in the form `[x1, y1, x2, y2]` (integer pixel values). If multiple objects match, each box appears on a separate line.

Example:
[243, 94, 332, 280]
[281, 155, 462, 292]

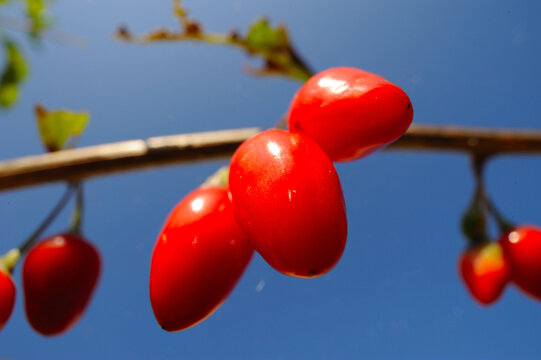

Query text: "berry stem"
[461, 155, 491, 246]
[69, 182, 85, 235]
[18, 183, 76, 255]
[200, 166, 229, 188]
[471, 155, 488, 205]
[486, 198, 515, 235]
[472, 155, 515, 235]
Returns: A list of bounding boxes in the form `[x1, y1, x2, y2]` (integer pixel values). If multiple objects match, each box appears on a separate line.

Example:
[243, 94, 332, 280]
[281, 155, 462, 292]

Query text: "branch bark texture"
[1, 124, 540, 192]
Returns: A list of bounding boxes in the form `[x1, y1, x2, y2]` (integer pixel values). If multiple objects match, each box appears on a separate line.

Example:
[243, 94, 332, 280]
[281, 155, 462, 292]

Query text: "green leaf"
[4, 41, 28, 82]
[35, 104, 90, 152]
[25, 0, 50, 36]
[244, 18, 289, 53]
[0, 40, 28, 108]
[242, 18, 312, 81]
[0, 83, 19, 107]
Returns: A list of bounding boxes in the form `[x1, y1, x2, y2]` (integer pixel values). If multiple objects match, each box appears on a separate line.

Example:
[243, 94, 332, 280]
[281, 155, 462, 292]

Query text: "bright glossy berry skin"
[459, 242, 509, 305]
[22, 233, 100, 336]
[288, 67, 413, 161]
[150, 187, 253, 332]
[0, 270, 16, 332]
[229, 129, 347, 278]
[499, 226, 541, 300]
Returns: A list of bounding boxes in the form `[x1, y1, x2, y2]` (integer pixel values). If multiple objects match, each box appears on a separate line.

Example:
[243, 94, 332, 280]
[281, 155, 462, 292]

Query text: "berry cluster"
[0, 67, 413, 334]
[149, 67, 414, 331]
[458, 157, 541, 305]
[460, 226, 541, 305]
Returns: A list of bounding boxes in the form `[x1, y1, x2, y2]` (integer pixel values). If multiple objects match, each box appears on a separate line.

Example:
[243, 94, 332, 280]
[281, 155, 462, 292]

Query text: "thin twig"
[18, 184, 75, 254]
[0, 124, 540, 193]
[0, 13, 88, 49]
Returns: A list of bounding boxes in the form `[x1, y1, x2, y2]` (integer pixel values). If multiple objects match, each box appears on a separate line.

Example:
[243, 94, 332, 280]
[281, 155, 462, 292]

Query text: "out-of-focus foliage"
[0, 0, 50, 109]
[25, 0, 51, 37]
[0, 40, 27, 107]
[35, 104, 90, 152]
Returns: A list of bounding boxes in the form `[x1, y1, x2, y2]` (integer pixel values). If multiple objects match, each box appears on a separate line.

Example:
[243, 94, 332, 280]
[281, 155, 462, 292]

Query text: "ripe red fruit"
[22, 233, 100, 336]
[499, 225, 541, 300]
[150, 186, 253, 332]
[459, 242, 509, 305]
[229, 129, 347, 278]
[0, 270, 16, 332]
[287, 67, 413, 161]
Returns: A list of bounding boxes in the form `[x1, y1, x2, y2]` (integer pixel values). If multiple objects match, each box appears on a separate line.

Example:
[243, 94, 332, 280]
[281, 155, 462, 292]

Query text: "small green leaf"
[0, 40, 28, 108]
[25, 0, 51, 36]
[5, 41, 28, 82]
[244, 18, 289, 52]
[35, 104, 90, 152]
[0, 83, 19, 107]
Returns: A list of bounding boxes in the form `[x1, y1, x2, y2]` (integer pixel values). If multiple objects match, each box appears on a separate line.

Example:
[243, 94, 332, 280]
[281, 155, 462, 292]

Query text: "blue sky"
[1, 0, 540, 359]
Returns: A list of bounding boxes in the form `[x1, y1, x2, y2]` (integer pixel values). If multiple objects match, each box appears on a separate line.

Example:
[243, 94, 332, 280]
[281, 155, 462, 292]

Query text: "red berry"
[0, 270, 16, 332]
[22, 233, 100, 336]
[150, 187, 253, 332]
[499, 225, 541, 300]
[288, 67, 413, 161]
[459, 242, 509, 305]
[229, 129, 347, 278]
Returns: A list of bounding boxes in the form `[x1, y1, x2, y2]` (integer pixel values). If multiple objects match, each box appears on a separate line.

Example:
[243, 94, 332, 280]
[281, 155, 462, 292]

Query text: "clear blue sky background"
[1, 0, 541, 359]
